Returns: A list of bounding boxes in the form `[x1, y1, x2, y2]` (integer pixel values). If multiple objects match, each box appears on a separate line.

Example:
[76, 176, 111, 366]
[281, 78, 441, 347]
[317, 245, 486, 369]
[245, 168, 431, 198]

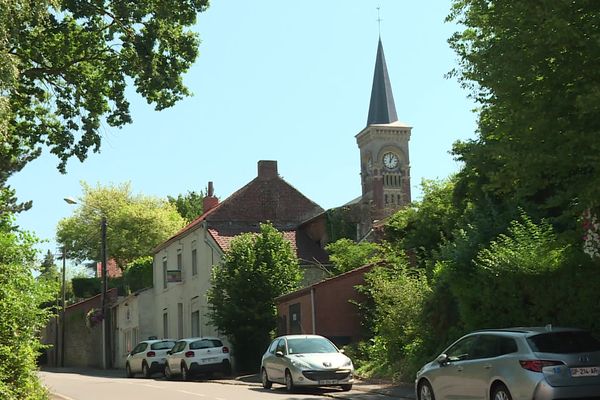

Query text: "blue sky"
[10, 1, 477, 257]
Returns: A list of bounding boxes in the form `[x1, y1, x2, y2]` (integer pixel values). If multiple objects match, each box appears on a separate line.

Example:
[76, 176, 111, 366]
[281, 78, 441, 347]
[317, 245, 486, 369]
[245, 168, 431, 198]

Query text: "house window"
[177, 303, 184, 339]
[163, 312, 168, 338]
[191, 249, 198, 276]
[162, 258, 167, 289]
[289, 303, 302, 334]
[191, 310, 200, 337]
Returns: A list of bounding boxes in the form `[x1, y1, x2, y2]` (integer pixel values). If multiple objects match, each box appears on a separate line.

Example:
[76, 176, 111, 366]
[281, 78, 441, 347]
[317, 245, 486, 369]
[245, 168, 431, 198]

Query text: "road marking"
[142, 383, 164, 388]
[51, 393, 77, 400]
[177, 390, 206, 397]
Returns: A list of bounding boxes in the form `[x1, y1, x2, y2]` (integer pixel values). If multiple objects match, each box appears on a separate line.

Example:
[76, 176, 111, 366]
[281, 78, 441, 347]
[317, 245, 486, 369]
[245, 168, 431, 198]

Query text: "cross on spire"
[376, 6, 382, 36]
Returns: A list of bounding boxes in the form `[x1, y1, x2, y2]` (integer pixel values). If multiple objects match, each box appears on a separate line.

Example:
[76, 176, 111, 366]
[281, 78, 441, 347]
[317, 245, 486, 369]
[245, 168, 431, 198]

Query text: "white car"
[260, 334, 354, 392]
[164, 337, 232, 380]
[126, 339, 176, 378]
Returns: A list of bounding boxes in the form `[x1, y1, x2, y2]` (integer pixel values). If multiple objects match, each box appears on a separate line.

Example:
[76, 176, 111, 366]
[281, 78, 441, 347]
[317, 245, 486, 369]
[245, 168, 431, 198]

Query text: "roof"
[366, 38, 398, 126]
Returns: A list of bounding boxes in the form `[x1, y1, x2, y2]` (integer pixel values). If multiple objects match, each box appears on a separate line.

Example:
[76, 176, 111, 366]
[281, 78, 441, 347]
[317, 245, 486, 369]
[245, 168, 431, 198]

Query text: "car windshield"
[527, 331, 600, 353]
[287, 337, 338, 354]
[151, 341, 175, 350]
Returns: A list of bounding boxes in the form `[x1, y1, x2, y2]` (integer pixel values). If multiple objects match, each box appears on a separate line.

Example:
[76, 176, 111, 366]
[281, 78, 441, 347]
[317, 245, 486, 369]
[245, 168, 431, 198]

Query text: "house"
[150, 160, 330, 343]
[275, 263, 376, 347]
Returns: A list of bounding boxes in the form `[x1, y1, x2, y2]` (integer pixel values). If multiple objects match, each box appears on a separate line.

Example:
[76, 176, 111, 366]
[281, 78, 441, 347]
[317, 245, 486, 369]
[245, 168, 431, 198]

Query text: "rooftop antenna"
[376, 6, 382, 37]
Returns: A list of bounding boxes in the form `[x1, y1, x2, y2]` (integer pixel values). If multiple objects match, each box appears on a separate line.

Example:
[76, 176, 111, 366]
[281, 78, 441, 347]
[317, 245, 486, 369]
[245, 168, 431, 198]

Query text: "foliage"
[208, 223, 302, 372]
[0, 0, 208, 215]
[0, 222, 54, 399]
[123, 256, 153, 292]
[168, 190, 205, 223]
[325, 238, 385, 275]
[325, 206, 362, 242]
[85, 308, 104, 330]
[57, 182, 185, 268]
[447, 1, 600, 224]
[71, 276, 125, 299]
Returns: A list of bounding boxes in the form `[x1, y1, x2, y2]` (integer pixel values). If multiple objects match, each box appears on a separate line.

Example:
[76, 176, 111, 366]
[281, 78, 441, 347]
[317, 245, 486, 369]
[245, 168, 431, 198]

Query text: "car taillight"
[519, 360, 564, 372]
[185, 351, 195, 358]
[222, 347, 229, 354]
[146, 351, 156, 357]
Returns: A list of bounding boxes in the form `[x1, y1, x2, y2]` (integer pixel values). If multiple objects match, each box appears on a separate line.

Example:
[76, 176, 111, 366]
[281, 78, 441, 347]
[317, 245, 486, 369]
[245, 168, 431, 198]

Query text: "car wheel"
[261, 368, 272, 389]
[181, 363, 190, 381]
[142, 362, 151, 378]
[285, 370, 295, 393]
[164, 364, 173, 380]
[492, 383, 512, 400]
[418, 380, 435, 400]
[341, 384, 352, 391]
[125, 363, 134, 378]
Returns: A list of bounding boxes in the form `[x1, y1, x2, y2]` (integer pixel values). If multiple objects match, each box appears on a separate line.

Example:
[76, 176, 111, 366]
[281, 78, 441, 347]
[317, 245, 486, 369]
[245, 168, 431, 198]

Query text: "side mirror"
[166, 350, 172, 355]
[436, 353, 449, 365]
[275, 351, 284, 357]
[339, 349, 345, 354]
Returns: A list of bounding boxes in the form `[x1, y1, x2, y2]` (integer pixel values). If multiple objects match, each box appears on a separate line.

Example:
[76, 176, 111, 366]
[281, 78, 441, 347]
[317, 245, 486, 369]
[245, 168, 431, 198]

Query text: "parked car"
[415, 326, 600, 400]
[260, 334, 354, 392]
[164, 337, 231, 380]
[126, 339, 176, 378]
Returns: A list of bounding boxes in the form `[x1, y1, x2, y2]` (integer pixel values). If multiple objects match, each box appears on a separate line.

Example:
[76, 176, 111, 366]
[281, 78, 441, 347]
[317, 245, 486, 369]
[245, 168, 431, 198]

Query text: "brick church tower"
[356, 38, 412, 238]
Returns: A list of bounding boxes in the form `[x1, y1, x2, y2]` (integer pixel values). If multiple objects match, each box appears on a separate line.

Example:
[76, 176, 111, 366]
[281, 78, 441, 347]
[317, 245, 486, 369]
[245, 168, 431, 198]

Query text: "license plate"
[570, 366, 600, 377]
[318, 380, 338, 385]
[201, 357, 218, 364]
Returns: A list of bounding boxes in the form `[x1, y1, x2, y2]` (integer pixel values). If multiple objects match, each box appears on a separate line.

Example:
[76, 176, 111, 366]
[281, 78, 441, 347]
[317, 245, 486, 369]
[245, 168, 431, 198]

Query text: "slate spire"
[366, 38, 398, 126]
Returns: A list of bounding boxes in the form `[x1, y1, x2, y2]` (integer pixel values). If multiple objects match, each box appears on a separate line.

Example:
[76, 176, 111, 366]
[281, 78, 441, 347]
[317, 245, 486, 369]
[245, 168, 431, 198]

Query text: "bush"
[123, 256, 153, 292]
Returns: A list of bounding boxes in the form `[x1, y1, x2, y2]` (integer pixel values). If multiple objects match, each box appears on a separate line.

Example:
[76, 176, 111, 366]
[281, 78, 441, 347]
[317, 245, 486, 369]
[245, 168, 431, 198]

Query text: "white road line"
[50, 393, 77, 400]
[142, 383, 164, 388]
[215, 397, 227, 400]
[177, 390, 206, 397]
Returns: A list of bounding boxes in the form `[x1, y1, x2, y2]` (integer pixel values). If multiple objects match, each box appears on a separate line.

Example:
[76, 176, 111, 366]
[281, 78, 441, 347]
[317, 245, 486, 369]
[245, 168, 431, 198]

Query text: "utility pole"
[61, 247, 66, 367]
[101, 216, 108, 369]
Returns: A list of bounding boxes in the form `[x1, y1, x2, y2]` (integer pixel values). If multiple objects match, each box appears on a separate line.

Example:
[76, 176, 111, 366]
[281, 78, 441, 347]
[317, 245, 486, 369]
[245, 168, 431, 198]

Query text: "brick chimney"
[257, 160, 278, 180]
[203, 181, 219, 212]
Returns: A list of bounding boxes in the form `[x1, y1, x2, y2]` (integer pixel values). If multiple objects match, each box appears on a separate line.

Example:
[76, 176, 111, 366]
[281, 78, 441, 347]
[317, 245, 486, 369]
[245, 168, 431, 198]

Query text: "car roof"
[275, 334, 328, 340]
[473, 326, 585, 335]
[140, 339, 176, 344]
[177, 336, 223, 342]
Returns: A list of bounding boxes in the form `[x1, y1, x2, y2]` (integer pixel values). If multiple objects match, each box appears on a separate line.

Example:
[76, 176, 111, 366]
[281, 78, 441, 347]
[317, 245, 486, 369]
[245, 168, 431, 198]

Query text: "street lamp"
[62, 197, 110, 369]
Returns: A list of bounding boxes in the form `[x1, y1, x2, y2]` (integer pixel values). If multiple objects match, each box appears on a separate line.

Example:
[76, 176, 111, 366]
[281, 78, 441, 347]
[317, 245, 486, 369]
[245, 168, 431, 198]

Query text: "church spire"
[366, 38, 398, 126]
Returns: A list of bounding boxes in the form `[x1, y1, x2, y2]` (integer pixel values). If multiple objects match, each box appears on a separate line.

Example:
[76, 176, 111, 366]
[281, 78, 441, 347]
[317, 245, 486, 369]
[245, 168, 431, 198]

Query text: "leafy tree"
[207, 223, 302, 372]
[0, 220, 55, 399]
[447, 1, 600, 224]
[0, 0, 208, 215]
[325, 238, 385, 275]
[123, 256, 153, 292]
[56, 182, 185, 269]
[168, 190, 205, 223]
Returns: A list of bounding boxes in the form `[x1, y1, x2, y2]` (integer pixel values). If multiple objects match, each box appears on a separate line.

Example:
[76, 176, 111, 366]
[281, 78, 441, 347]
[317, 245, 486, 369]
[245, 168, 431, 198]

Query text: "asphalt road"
[40, 369, 412, 400]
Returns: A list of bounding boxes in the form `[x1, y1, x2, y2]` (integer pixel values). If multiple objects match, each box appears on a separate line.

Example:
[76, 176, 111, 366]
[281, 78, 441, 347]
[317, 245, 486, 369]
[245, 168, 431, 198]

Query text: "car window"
[527, 331, 600, 353]
[446, 335, 478, 361]
[190, 339, 223, 350]
[498, 336, 518, 355]
[287, 337, 338, 355]
[276, 339, 287, 355]
[151, 341, 176, 350]
[172, 341, 186, 353]
[268, 340, 278, 354]
[132, 342, 147, 354]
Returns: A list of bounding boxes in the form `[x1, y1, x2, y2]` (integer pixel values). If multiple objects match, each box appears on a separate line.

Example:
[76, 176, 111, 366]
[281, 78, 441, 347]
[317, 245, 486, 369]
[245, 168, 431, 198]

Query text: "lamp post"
[60, 246, 66, 367]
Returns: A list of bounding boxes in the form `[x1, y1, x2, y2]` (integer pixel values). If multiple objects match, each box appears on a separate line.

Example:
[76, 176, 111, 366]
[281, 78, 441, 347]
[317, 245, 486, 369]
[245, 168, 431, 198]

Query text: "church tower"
[356, 38, 411, 236]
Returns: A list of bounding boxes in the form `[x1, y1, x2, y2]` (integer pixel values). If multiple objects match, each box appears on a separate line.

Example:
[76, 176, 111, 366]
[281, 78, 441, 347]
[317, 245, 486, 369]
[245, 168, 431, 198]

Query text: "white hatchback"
[126, 339, 176, 378]
[164, 337, 231, 381]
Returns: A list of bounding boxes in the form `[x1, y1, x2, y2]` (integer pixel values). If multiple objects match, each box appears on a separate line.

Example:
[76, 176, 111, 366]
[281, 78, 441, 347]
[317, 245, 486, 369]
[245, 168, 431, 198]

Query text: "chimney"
[203, 181, 219, 212]
[257, 160, 278, 180]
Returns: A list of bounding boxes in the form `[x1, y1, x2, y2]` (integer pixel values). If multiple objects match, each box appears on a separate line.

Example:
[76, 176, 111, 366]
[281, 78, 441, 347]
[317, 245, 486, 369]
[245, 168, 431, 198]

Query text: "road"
[40, 369, 412, 400]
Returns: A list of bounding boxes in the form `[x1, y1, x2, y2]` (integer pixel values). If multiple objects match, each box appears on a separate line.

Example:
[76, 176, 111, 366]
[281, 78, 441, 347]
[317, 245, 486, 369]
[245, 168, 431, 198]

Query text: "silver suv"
[416, 327, 600, 400]
[164, 337, 231, 381]
[126, 339, 176, 378]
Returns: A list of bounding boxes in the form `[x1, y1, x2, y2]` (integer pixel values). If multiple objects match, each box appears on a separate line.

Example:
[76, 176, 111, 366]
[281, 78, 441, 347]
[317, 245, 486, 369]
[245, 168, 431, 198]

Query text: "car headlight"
[290, 358, 310, 369]
[343, 359, 353, 367]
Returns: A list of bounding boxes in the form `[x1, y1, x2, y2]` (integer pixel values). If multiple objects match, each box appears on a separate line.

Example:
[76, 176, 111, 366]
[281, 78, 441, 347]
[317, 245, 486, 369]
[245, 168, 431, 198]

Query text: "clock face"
[383, 152, 399, 170]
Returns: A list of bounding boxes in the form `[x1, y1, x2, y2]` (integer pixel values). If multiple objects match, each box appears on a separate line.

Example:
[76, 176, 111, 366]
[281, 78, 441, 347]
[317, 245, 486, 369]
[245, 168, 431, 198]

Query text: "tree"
[56, 182, 185, 269]
[0, 0, 208, 215]
[168, 190, 205, 223]
[325, 238, 385, 275]
[447, 1, 600, 224]
[207, 223, 302, 372]
[123, 256, 153, 292]
[0, 220, 55, 399]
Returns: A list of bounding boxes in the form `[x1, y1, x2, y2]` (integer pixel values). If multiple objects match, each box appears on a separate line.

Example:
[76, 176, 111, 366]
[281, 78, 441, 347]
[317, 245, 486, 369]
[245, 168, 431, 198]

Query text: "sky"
[9, 1, 477, 258]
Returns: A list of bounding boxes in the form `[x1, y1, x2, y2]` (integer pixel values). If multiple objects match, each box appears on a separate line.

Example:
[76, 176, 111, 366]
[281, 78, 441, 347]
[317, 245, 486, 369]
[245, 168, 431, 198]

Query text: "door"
[129, 342, 147, 373]
[435, 335, 481, 399]
[168, 341, 186, 374]
[269, 339, 288, 383]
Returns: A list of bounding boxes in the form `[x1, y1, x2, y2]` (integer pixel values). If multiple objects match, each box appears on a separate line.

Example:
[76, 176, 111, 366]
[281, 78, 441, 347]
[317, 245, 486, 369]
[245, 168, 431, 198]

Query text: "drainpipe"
[310, 287, 316, 334]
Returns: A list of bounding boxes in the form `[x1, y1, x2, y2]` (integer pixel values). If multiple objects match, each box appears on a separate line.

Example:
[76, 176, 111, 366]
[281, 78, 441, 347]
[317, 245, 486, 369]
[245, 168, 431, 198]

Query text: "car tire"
[491, 383, 512, 400]
[164, 364, 173, 380]
[341, 384, 352, 391]
[142, 362, 151, 378]
[261, 368, 272, 389]
[181, 363, 190, 381]
[418, 380, 435, 400]
[285, 370, 295, 393]
[125, 363, 134, 378]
